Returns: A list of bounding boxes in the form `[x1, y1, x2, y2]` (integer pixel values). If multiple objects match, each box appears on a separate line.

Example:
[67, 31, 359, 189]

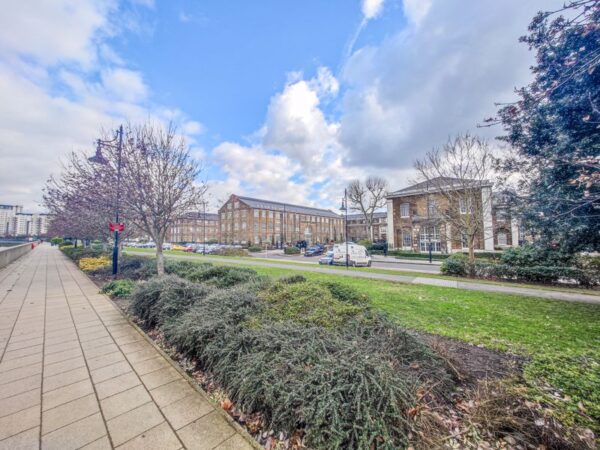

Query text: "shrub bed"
[248, 245, 263, 252]
[79, 256, 110, 272]
[284, 246, 300, 255]
[441, 249, 600, 286]
[127, 272, 454, 449]
[214, 247, 248, 257]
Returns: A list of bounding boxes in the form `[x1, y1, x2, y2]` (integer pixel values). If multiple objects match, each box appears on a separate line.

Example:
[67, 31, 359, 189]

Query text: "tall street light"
[202, 200, 207, 255]
[89, 125, 124, 276]
[340, 189, 349, 269]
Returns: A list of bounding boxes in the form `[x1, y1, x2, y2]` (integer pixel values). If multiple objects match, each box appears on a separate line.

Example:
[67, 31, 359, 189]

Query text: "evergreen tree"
[494, 1, 600, 252]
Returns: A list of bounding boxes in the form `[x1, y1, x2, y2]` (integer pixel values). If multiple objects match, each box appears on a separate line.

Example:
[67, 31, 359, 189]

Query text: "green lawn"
[140, 254, 599, 431]
[125, 247, 600, 296]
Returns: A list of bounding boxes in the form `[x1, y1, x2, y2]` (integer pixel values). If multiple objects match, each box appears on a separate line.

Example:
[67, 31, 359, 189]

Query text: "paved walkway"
[0, 245, 256, 450]
[128, 251, 600, 305]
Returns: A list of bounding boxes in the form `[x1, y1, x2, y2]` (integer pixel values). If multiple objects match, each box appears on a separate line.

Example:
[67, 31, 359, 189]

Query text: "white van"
[332, 243, 372, 267]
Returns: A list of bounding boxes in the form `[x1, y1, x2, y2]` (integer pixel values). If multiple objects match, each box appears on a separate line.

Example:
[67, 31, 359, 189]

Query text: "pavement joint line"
[0, 367, 43, 386]
[40, 409, 99, 437]
[61, 259, 192, 450]
[72, 268, 263, 450]
[0, 403, 42, 421]
[59, 258, 188, 450]
[0, 256, 41, 364]
[0, 423, 40, 444]
[112, 419, 169, 449]
[55, 257, 115, 450]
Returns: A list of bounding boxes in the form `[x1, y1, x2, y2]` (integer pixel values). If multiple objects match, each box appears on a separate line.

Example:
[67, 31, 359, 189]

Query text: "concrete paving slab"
[0, 245, 258, 449]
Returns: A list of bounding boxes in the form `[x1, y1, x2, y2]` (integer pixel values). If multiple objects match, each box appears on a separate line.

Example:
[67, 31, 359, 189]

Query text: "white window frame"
[400, 203, 410, 218]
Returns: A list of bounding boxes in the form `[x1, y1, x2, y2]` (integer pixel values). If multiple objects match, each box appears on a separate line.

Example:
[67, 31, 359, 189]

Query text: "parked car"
[172, 244, 186, 251]
[304, 246, 324, 257]
[319, 251, 334, 265]
[332, 243, 372, 267]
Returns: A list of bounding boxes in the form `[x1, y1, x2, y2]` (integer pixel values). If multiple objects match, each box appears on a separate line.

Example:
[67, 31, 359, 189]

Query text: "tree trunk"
[156, 245, 165, 276]
[468, 236, 476, 277]
[369, 224, 374, 242]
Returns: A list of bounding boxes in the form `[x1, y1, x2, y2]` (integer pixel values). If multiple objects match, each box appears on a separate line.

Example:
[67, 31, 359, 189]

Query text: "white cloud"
[0, 1, 113, 67]
[402, 0, 431, 26]
[0, 0, 203, 212]
[262, 68, 339, 167]
[339, 0, 561, 173]
[101, 68, 148, 102]
[362, 0, 385, 20]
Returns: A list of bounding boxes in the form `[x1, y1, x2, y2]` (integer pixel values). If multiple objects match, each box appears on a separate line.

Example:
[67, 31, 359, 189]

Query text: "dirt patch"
[419, 333, 525, 384]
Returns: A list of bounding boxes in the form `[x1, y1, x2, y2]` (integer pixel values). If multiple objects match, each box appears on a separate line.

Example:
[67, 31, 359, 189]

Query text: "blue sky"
[0, 0, 561, 211]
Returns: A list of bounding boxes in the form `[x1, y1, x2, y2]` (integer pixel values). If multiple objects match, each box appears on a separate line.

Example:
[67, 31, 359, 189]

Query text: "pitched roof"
[235, 195, 341, 219]
[346, 212, 387, 220]
[178, 212, 219, 221]
[387, 177, 492, 199]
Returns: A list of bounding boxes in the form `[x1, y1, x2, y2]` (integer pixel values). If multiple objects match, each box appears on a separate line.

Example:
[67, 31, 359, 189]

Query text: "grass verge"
[130, 253, 600, 433]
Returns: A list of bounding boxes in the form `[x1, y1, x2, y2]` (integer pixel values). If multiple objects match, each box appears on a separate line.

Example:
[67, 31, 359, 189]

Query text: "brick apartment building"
[386, 178, 520, 252]
[346, 212, 387, 242]
[219, 194, 344, 246]
[167, 212, 220, 243]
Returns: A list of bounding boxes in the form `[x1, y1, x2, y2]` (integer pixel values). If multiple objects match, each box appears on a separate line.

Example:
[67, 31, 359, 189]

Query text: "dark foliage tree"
[492, 0, 600, 252]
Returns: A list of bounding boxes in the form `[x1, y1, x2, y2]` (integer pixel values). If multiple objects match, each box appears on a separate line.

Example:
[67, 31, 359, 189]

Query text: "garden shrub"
[284, 246, 300, 255]
[248, 245, 263, 252]
[500, 245, 573, 267]
[440, 253, 469, 276]
[101, 279, 136, 298]
[50, 237, 64, 246]
[257, 281, 369, 328]
[166, 314, 452, 450]
[162, 285, 262, 360]
[184, 265, 261, 288]
[129, 275, 214, 328]
[79, 256, 111, 271]
[165, 259, 209, 279]
[320, 280, 369, 306]
[213, 248, 248, 257]
[278, 274, 306, 284]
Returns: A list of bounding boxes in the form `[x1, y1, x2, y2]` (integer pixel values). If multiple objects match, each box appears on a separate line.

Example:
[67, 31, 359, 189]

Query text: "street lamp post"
[89, 125, 124, 276]
[340, 189, 349, 269]
[202, 201, 207, 255]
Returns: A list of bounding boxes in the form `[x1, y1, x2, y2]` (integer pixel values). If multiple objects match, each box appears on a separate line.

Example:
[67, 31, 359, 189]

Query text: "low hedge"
[284, 246, 300, 255]
[213, 247, 248, 257]
[441, 253, 599, 286]
[248, 245, 263, 252]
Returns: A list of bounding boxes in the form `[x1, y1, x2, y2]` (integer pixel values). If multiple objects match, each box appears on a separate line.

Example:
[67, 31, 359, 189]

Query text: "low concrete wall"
[0, 243, 33, 269]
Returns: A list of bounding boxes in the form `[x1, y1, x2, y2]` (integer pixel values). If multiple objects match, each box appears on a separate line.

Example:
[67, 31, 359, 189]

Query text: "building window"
[419, 226, 441, 252]
[400, 203, 410, 218]
[402, 229, 412, 248]
[497, 231, 508, 246]
[427, 200, 438, 217]
[459, 197, 472, 215]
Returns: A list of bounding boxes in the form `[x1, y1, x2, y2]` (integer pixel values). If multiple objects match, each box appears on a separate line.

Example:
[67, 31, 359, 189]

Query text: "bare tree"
[117, 123, 206, 275]
[44, 152, 135, 245]
[45, 122, 206, 275]
[347, 176, 388, 241]
[414, 134, 495, 268]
